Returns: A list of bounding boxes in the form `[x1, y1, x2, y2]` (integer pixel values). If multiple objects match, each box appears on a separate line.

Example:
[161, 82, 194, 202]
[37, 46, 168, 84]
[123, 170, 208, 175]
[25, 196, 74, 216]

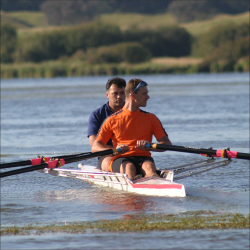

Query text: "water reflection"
[92, 191, 154, 213]
[33, 185, 155, 213]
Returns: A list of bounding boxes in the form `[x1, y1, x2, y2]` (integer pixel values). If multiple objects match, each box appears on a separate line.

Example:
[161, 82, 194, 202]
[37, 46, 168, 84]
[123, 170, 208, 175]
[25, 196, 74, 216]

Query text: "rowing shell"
[41, 164, 186, 197]
[40, 158, 232, 198]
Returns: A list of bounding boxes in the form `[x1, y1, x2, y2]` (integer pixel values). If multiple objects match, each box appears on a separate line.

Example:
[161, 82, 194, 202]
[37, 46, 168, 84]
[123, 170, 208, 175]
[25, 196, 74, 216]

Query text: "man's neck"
[123, 100, 139, 112]
[108, 103, 124, 113]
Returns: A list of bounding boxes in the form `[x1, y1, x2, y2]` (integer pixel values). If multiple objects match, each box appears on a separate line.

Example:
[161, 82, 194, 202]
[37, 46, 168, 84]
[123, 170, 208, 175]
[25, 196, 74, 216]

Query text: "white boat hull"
[41, 164, 186, 197]
[39, 158, 233, 198]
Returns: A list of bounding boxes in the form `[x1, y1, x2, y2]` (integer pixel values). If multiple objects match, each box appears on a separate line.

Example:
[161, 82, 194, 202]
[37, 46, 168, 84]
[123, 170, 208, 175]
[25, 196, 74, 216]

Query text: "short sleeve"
[95, 118, 113, 145]
[87, 112, 102, 137]
[151, 114, 168, 140]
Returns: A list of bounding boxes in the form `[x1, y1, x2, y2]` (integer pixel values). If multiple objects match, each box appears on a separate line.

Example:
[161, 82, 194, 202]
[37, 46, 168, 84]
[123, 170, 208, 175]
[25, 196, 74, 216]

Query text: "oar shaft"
[150, 144, 217, 155]
[0, 148, 119, 178]
[52, 152, 91, 159]
[0, 160, 32, 169]
[0, 163, 48, 178]
[237, 152, 250, 160]
[148, 143, 250, 160]
[0, 152, 92, 169]
[0, 157, 50, 169]
[63, 149, 116, 164]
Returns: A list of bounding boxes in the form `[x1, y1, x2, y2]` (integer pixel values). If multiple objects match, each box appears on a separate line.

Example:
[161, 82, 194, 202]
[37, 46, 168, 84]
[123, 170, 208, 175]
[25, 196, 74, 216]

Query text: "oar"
[0, 152, 92, 169]
[0, 148, 120, 178]
[145, 143, 250, 160]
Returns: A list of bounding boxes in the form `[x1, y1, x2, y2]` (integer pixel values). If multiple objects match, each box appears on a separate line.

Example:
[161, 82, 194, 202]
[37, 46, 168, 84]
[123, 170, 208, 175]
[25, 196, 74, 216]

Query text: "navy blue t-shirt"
[88, 102, 113, 146]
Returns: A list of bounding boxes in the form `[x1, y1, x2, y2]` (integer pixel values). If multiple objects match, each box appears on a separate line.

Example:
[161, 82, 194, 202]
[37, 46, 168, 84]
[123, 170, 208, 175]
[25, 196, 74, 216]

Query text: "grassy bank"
[1, 56, 248, 79]
[0, 58, 199, 79]
[1, 211, 249, 235]
[0, 61, 200, 79]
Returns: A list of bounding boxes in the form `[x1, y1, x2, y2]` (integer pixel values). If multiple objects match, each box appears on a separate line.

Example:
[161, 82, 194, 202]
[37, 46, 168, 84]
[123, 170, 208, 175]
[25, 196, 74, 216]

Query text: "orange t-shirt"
[96, 107, 168, 158]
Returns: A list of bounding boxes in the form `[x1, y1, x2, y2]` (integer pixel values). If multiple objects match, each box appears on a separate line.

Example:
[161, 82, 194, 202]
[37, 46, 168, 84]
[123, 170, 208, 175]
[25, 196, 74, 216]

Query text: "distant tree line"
[1, 22, 192, 64]
[1, 0, 249, 25]
[2, 19, 249, 73]
[167, 0, 250, 22]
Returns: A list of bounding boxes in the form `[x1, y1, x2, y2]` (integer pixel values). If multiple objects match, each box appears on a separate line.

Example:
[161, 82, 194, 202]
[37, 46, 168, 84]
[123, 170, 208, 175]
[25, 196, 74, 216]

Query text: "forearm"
[158, 136, 172, 145]
[92, 140, 111, 152]
[89, 135, 96, 147]
[150, 136, 172, 151]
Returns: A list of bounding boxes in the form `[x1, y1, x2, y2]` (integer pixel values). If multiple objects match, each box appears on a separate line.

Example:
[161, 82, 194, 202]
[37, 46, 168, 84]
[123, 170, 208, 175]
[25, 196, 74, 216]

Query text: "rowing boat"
[40, 158, 232, 198]
[43, 165, 185, 197]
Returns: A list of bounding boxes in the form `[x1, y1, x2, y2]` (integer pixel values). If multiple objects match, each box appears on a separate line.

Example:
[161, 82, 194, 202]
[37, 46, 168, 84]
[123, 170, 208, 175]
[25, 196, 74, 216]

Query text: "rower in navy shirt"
[87, 77, 126, 171]
[88, 102, 114, 146]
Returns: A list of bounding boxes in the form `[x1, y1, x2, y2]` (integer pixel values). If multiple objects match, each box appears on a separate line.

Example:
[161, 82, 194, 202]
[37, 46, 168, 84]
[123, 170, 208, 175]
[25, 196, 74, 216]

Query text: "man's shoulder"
[139, 109, 150, 114]
[139, 109, 159, 120]
[139, 109, 154, 116]
[90, 102, 112, 117]
[92, 103, 108, 114]
[104, 109, 124, 122]
[110, 108, 124, 117]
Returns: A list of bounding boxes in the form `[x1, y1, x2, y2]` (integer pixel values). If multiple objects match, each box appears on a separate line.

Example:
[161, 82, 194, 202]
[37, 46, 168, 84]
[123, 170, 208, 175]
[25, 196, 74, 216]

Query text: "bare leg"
[101, 156, 113, 172]
[120, 161, 136, 180]
[141, 161, 158, 177]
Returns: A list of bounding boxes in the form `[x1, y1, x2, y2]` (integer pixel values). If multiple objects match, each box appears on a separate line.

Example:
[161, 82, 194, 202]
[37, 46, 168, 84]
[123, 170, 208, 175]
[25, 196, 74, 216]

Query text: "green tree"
[192, 22, 250, 57]
[16, 22, 124, 62]
[1, 23, 17, 63]
[86, 42, 151, 64]
[124, 26, 192, 57]
[16, 31, 68, 62]
[117, 42, 151, 63]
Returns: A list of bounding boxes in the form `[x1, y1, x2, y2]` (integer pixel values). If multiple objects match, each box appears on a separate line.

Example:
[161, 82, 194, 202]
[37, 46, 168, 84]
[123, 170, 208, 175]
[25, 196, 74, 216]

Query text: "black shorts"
[97, 156, 106, 170]
[112, 156, 155, 176]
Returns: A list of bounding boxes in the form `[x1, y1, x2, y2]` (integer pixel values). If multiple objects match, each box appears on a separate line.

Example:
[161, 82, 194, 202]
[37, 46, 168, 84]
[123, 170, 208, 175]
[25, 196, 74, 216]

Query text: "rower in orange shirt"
[92, 78, 172, 180]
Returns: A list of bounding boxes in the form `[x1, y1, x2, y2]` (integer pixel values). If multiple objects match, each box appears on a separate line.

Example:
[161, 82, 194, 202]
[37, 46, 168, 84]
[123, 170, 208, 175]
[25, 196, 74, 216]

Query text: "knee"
[120, 162, 136, 174]
[146, 162, 156, 169]
[142, 162, 156, 174]
[101, 156, 112, 172]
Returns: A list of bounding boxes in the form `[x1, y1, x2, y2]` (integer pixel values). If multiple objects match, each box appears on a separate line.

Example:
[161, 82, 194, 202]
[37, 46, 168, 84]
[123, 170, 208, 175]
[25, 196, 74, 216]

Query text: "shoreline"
[1, 58, 249, 79]
[1, 211, 249, 235]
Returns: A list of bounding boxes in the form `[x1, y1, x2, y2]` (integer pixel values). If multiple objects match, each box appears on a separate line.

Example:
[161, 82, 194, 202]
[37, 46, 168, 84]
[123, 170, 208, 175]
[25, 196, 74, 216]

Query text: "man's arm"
[88, 110, 102, 147]
[92, 140, 129, 155]
[150, 135, 172, 151]
[158, 135, 172, 145]
[89, 135, 96, 147]
[92, 140, 109, 152]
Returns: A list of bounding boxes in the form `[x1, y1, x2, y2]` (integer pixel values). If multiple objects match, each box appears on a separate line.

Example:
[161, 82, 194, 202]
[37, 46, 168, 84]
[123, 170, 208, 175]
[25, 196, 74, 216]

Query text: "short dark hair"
[106, 77, 126, 91]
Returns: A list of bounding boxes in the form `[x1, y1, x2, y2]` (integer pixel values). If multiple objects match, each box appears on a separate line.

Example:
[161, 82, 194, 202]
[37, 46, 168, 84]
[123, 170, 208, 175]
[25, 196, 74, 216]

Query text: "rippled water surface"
[1, 72, 249, 249]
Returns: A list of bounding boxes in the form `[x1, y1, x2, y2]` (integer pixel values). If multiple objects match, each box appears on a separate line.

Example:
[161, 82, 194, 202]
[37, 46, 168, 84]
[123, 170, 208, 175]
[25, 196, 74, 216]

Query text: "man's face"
[106, 84, 125, 108]
[134, 86, 150, 107]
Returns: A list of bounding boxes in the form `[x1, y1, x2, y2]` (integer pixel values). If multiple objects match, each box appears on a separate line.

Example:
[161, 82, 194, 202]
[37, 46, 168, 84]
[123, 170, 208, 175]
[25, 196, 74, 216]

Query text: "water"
[1, 72, 249, 249]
